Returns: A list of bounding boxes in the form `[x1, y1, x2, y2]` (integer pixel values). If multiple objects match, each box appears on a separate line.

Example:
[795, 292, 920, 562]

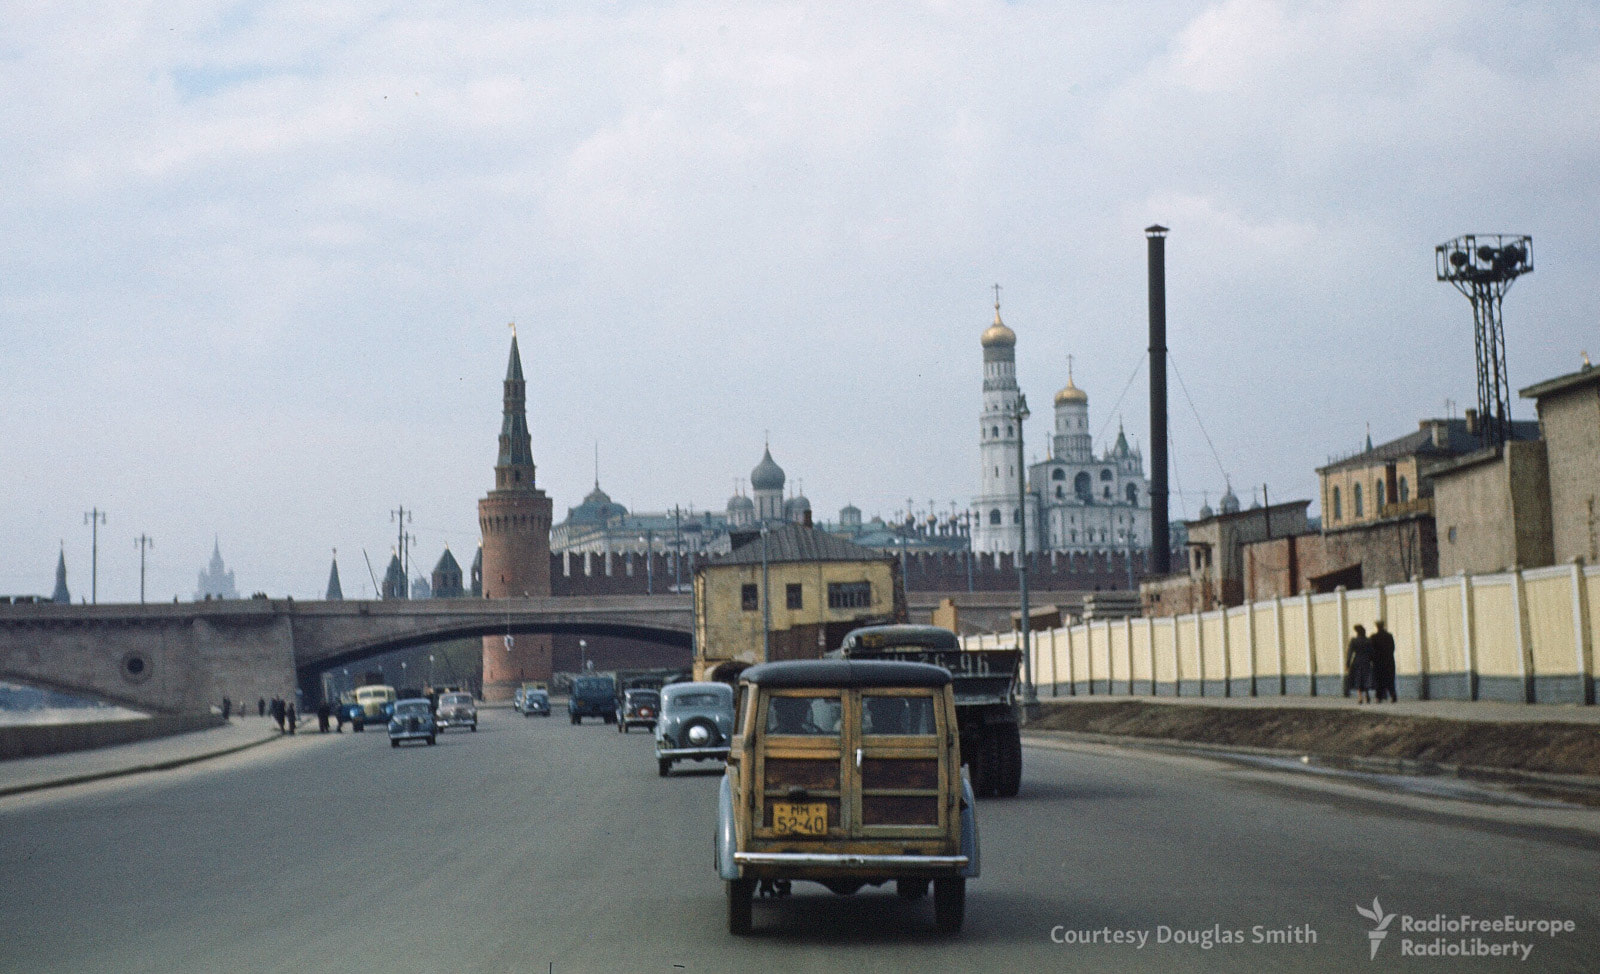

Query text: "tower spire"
[494, 330, 536, 489]
[52, 543, 70, 604]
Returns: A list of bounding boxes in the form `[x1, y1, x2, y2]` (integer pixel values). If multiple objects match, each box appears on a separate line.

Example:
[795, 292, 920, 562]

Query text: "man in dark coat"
[1371, 620, 1398, 703]
[258, 697, 266, 718]
[316, 699, 331, 733]
[1346, 624, 1375, 704]
[270, 697, 285, 731]
[286, 703, 297, 735]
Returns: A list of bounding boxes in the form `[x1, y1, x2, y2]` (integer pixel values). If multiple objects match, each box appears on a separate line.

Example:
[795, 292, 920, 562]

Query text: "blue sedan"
[388, 698, 436, 747]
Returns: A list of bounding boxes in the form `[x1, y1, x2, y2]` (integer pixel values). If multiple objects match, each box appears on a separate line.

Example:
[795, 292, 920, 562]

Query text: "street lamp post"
[134, 534, 154, 604]
[579, 638, 589, 672]
[760, 524, 771, 663]
[1011, 395, 1036, 706]
[83, 508, 106, 604]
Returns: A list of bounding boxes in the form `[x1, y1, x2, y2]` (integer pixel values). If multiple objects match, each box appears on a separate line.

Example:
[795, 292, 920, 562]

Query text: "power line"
[1095, 356, 1145, 446]
[1168, 351, 1229, 484]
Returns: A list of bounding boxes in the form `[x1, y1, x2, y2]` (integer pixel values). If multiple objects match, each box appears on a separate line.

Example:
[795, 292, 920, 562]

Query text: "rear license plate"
[771, 802, 828, 835]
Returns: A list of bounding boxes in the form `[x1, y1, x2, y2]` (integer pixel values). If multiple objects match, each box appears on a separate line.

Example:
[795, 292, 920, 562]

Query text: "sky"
[4, 0, 1598, 603]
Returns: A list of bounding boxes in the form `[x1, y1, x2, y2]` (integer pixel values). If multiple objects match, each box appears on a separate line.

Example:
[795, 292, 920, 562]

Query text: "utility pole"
[760, 523, 771, 664]
[134, 534, 154, 604]
[83, 508, 106, 604]
[673, 505, 683, 592]
[1011, 394, 1036, 705]
[391, 505, 414, 598]
[644, 529, 654, 595]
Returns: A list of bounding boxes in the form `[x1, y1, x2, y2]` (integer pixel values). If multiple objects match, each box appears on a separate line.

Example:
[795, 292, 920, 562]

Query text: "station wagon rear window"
[765, 695, 842, 735]
[862, 695, 936, 736]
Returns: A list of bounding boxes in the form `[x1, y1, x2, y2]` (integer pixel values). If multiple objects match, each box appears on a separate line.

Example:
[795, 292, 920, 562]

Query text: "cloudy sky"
[4, 0, 1597, 602]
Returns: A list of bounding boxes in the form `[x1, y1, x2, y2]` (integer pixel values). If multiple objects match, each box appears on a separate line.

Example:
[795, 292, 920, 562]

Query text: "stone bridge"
[0, 596, 691, 715]
[0, 590, 1071, 715]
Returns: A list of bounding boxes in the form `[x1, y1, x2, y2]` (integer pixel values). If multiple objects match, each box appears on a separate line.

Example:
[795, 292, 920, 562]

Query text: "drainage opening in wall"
[121, 651, 152, 684]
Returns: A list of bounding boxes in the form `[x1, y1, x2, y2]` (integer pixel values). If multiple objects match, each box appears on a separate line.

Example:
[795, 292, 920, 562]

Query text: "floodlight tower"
[1435, 234, 1533, 447]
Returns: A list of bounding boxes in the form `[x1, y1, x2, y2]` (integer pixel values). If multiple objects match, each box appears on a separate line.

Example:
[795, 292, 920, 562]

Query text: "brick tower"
[479, 331, 554, 699]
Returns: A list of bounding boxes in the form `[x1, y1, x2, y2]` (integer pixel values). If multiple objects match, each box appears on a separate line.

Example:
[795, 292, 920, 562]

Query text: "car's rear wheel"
[896, 879, 929, 900]
[681, 717, 719, 750]
[570, 714, 580, 725]
[603, 713, 615, 724]
[427, 735, 436, 745]
[933, 878, 965, 933]
[390, 739, 398, 748]
[619, 720, 627, 734]
[727, 877, 754, 935]
[353, 722, 364, 733]
[658, 758, 671, 777]
[470, 723, 477, 732]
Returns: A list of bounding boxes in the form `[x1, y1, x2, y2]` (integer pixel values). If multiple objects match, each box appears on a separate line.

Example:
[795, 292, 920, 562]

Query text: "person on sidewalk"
[1346, 624, 1375, 704]
[270, 697, 285, 731]
[286, 704, 297, 735]
[258, 697, 266, 718]
[1371, 620, 1398, 703]
[316, 699, 331, 733]
[221, 696, 231, 720]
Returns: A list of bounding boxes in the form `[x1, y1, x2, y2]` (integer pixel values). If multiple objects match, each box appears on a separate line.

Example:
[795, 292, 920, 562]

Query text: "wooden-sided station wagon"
[715, 659, 980, 934]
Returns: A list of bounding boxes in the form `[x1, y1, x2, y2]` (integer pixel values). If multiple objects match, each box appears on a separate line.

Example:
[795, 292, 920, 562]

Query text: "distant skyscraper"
[52, 546, 70, 604]
[195, 539, 239, 600]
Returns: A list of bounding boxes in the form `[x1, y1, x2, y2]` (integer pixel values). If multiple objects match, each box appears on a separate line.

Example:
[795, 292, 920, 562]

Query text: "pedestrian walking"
[1346, 624, 1375, 704]
[258, 697, 266, 718]
[1371, 620, 1398, 702]
[316, 699, 331, 733]
[221, 696, 232, 720]
[270, 697, 285, 731]
[286, 704, 297, 735]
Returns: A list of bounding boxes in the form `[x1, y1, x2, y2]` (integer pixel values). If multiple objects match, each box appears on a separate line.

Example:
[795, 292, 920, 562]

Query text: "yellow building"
[693, 524, 906, 681]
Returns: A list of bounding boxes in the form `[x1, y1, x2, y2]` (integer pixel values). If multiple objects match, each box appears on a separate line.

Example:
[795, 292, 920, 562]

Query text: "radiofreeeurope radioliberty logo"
[1354, 896, 1576, 962]
[1356, 897, 1396, 959]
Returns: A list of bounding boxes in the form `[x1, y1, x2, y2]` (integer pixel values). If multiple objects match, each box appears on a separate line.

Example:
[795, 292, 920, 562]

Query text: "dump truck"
[828, 624, 1023, 798]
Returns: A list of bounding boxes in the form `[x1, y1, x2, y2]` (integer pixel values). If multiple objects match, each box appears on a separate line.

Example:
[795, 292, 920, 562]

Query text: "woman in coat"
[1346, 624, 1375, 704]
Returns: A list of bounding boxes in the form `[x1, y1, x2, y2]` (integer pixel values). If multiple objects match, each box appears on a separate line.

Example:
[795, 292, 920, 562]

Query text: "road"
[1, 709, 1597, 973]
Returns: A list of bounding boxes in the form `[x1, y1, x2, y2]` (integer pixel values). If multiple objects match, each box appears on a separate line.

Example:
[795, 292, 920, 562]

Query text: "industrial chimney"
[1147, 225, 1171, 575]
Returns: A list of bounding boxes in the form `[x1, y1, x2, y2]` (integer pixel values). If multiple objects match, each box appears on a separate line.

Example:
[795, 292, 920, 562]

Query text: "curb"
[0, 730, 285, 799]
[1020, 730, 1600, 800]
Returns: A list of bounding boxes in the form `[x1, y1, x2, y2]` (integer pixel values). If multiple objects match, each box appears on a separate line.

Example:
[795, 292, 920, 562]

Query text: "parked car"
[569, 674, 618, 724]
[715, 659, 979, 935]
[616, 688, 660, 734]
[434, 691, 478, 732]
[388, 698, 437, 747]
[518, 688, 551, 716]
[346, 684, 396, 732]
[654, 682, 735, 776]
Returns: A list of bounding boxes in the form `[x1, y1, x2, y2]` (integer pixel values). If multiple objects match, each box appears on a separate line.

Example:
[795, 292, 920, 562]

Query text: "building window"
[1052, 468, 1065, 480]
[1332, 486, 1341, 521]
[1448, 526, 1457, 544]
[1126, 483, 1138, 504]
[828, 581, 872, 610]
[989, 509, 1001, 525]
[1075, 471, 1092, 503]
[1376, 480, 1385, 510]
[786, 583, 803, 610]
[1056, 486, 1064, 499]
[1006, 425, 1013, 436]
[1354, 483, 1364, 517]
[1103, 487, 1111, 500]
[1012, 510, 1021, 523]
[741, 584, 759, 611]
[1399, 476, 1410, 503]
[1100, 468, 1113, 481]
[992, 426, 999, 438]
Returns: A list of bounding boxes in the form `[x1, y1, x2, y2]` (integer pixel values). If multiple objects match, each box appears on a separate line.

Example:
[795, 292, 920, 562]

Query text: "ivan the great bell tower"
[478, 330, 553, 699]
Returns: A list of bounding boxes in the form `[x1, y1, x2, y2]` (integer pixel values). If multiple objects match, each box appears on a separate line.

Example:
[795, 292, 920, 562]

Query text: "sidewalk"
[1033, 692, 1600, 725]
[0, 718, 286, 798]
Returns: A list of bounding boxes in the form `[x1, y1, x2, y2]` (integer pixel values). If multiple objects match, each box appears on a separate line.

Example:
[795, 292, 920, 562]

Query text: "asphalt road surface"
[2, 709, 1597, 973]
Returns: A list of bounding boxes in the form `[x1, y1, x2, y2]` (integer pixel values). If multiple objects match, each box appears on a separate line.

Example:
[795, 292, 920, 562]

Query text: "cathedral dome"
[1219, 484, 1241, 514]
[980, 307, 1016, 348]
[1054, 379, 1088, 406]
[727, 493, 755, 514]
[750, 448, 786, 491]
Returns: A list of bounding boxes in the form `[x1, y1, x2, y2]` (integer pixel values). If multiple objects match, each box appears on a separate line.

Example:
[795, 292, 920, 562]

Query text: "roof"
[740, 659, 952, 689]
[1520, 364, 1600, 402]
[751, 447, 785, 490]
[713, 523, 887, 566]
[1315, 418, 1540, 474]
[838, 624, 960, 652]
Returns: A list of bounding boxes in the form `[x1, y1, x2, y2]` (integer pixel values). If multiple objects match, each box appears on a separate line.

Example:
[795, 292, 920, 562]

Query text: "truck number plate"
[771, 802, 828, 835]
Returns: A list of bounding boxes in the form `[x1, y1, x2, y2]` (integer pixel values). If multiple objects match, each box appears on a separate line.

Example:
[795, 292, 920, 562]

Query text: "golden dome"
[1055, 381, 1087, 405]
[1055, 357, 1088, 405]
[980, 303, 1015, 347]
